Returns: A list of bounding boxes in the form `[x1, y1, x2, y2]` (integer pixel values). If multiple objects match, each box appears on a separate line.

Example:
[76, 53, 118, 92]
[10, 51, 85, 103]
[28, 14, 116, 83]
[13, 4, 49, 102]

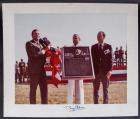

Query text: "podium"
[62, 46, 95, 104]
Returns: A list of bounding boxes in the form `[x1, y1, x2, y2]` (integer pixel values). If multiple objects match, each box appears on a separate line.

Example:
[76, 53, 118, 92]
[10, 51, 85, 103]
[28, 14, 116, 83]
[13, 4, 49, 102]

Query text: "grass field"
[15, 81, 127, 104]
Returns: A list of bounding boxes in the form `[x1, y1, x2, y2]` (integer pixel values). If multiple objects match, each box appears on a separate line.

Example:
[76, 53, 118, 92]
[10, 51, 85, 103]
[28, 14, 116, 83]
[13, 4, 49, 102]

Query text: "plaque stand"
[75, 79, 84, 104]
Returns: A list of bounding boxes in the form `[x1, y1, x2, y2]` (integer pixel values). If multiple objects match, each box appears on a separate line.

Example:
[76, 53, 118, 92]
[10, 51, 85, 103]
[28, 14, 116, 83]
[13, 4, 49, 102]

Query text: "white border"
[3, 3, 138, 117]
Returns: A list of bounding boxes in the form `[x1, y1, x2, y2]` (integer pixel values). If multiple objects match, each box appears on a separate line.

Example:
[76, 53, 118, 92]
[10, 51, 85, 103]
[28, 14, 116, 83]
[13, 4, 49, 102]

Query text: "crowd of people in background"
[114, 46, 127, 66]
[15, 46, 127, 84]
[15, 59, 29, 84]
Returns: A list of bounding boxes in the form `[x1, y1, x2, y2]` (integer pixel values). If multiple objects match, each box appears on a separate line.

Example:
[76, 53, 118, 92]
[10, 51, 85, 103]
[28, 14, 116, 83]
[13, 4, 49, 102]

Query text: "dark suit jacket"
[19, 61, 25, 74]
[26, 40, 46, 75]
[91, 43, 112, 77]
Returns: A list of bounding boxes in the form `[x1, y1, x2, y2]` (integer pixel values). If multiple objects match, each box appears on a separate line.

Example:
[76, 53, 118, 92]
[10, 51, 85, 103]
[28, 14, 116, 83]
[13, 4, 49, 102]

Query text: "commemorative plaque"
[62, 46, 94, 78]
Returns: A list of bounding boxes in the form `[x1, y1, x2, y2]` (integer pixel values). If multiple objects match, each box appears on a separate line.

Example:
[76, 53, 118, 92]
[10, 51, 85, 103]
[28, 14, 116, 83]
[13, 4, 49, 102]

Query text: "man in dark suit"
[114, 47, 119, 66]
[91, 31, 112, 104]
[26, 29, 48, 104]
[119, 46, 124, 66]
[15, 61, 19, 83]
[19, 59, 26, 83]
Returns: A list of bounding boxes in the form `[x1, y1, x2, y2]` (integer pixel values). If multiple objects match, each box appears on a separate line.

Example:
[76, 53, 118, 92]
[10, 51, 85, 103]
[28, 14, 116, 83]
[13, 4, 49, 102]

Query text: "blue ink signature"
[64, 105, 86, 112]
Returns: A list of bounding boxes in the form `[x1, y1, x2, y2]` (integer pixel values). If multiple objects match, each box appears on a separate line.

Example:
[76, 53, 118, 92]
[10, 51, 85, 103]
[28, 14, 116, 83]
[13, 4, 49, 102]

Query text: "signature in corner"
[64, 105, 86, 112]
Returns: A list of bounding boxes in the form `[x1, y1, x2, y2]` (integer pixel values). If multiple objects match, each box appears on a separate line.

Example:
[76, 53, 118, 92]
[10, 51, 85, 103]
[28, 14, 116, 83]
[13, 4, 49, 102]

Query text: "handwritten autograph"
[64, 105, 86, 112]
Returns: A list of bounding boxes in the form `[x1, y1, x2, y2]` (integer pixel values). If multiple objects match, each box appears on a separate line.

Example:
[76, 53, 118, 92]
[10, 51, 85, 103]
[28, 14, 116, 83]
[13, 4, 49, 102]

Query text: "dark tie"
[99, 44, 103, 60]
[99, 44, 102, 51]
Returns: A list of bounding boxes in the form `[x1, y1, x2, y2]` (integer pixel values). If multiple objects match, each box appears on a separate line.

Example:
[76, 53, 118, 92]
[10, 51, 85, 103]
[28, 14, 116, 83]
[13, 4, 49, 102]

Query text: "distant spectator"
[125, 50, 127, 59]
[125, 50, 127, 66]
[119, 46, 124, 66]
[114, 47, 119, 66]
[15, 61, 19, 83]
[19, 59, 26, 83]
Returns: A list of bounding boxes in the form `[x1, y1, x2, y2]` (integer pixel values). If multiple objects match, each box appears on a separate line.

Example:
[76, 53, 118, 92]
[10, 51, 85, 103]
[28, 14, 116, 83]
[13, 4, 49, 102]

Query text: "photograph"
[3, 3, 138, 117]
[14, 13, 127, 104]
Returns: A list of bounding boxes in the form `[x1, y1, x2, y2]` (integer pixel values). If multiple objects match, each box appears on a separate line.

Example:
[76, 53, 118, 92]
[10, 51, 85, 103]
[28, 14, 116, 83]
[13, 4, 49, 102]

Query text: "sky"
[15, 13, 127, 62]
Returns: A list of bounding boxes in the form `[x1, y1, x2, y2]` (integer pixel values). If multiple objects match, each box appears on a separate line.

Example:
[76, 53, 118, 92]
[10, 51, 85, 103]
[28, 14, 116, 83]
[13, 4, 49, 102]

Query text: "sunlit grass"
[15, 82, 127, 104]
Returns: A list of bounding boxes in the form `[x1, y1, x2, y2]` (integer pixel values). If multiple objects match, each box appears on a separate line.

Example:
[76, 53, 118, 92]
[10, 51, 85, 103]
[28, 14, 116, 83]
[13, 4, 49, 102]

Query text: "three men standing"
[91, 31, 112, 104]
[25, 29, 112, 104]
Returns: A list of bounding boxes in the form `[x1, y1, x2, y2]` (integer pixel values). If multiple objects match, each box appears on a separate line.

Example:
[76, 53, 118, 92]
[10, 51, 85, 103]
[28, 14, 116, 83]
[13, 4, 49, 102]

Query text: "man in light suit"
[67, 34, 84, 104]
[26, 29, 48, 104]
[91, 31, 112, 104]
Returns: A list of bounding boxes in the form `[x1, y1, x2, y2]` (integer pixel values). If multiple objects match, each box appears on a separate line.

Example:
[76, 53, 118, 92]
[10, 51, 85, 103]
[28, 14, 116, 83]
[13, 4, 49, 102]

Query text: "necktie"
[99, 44, 102, 50]
[99, 44, 103, 60]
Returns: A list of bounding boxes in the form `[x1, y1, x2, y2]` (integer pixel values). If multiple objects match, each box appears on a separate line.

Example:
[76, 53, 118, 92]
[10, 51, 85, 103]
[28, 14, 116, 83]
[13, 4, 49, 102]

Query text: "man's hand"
[41, 49, 46, 54]
[106, 71, 112, 80]
[41, 47, 49, 54]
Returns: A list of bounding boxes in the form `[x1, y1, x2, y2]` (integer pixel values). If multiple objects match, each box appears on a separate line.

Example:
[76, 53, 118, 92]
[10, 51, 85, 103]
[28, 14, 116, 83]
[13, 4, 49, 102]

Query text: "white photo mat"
[3, 3, 138, 117]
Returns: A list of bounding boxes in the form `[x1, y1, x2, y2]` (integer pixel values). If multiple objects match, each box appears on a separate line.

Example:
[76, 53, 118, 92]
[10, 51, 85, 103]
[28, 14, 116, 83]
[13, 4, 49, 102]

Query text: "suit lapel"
[102, 43, 107, 54]
[102, 43, 106, 50]
[30, 40, 42, 49]
[96, 43, 99, 51]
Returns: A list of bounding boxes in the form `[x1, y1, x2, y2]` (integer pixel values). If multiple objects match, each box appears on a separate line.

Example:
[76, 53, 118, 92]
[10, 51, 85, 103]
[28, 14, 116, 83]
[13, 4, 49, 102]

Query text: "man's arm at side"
[106, 45, 113, 79]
